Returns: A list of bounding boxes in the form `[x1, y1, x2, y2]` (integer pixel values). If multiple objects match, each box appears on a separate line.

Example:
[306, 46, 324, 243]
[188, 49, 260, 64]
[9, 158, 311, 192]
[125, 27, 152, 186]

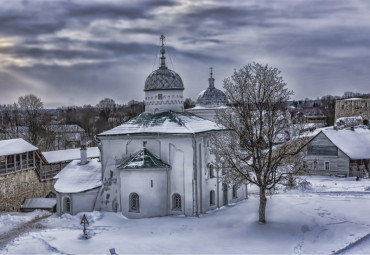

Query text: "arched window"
[209, 164, 215, 178]
[210, 190, 215, 206]
[64, 197, 71, 213]
[172, 193, 181, 210]
[232, 185, 238, 199]
[129, 193, 140, 212]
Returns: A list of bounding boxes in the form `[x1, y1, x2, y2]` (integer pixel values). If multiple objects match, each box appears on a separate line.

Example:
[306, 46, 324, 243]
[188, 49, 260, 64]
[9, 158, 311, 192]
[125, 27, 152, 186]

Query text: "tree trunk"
[259, 186, 267, 223]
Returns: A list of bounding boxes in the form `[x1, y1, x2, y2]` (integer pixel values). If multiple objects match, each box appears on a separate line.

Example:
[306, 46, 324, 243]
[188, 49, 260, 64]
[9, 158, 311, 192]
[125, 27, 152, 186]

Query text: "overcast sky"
[0, 0, 369, 108]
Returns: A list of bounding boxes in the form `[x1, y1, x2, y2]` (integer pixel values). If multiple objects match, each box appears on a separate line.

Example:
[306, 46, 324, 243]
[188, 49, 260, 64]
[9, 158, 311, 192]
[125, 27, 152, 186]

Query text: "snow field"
[2, 176, 370, 254]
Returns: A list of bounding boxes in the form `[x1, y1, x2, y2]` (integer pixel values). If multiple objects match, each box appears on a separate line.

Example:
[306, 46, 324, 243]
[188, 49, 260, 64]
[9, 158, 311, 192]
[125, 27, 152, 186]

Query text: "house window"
[307, 145, 338, 156]
[232, 185, 238, 199]
[172, 193, 181, 210]
[314, 161, 318, 170]
[209, 164, 215, 178]
[64, 197, 71, 213]
[129, 193, 140, 212]
[325, 161, 330, 170]
[210, 190, 215, 206]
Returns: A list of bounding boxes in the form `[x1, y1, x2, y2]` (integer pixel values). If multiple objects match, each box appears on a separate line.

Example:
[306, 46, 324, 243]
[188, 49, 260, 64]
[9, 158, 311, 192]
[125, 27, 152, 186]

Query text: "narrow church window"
[64, 197, 71, 213]
[158, 94, 163, 100]
[232, 185, 238, 199]
[325, 161, 330, 170]
[172, 193, 181, 210]
[129, 193, 140, 212]
[151, 180, 153, 188]
[210, 190, 215, 206]
[209, 164, 215, 178]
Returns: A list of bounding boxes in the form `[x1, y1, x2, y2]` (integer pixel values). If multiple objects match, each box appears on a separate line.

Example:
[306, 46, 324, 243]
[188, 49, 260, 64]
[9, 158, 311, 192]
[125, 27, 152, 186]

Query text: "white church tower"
[144, 35, 184, 113]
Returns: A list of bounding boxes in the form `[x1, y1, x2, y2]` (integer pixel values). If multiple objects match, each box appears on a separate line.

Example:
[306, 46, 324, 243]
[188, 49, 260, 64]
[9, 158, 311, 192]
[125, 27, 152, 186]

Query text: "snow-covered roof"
[117, 148, 170, 169]
[21, 198, 56, 209]
[98, 111, 225, 136]
[189, 105, 228, 110]
[344, 98, 365, 101]
[42, 147, 99, 164]
[321, 129, 370, 159]
[54, 158, 102, 193]
[0, 138, 38, 156]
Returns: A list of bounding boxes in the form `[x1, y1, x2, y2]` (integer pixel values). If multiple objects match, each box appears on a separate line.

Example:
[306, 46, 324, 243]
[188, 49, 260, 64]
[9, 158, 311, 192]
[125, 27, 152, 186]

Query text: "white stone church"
[54, 37, 248, 218]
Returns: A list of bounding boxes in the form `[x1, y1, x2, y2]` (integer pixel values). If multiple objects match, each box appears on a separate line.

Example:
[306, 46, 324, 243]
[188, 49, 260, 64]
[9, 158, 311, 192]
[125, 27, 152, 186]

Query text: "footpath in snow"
[1, 176, 370, 254]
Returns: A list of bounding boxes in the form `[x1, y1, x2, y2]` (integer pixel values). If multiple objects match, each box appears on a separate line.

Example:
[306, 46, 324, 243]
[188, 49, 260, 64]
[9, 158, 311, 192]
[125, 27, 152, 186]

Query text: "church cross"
[160, 35, 165, 49]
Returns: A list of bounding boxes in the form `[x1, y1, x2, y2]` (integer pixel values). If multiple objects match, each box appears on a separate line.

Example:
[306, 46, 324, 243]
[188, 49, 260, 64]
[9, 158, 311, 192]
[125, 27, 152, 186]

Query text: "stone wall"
[0, 169, 55, 211]
[335, 98, 370, 123]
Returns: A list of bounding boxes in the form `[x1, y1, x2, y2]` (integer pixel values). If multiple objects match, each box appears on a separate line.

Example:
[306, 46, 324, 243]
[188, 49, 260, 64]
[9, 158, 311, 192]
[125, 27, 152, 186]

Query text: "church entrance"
[222, 183, 228, 206]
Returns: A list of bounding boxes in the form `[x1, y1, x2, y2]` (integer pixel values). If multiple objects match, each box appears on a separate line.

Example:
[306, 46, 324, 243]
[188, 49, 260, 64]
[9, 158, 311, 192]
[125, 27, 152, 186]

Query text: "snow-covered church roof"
[320, 128, 370, 159]
[54, 158, 102, 193]
[98, 111, 224, 136]
[117, 148, 170, 169]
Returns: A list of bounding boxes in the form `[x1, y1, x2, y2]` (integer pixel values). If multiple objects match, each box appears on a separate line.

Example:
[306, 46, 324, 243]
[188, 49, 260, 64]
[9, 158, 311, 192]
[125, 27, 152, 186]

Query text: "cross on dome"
[160, 35, 167, 69]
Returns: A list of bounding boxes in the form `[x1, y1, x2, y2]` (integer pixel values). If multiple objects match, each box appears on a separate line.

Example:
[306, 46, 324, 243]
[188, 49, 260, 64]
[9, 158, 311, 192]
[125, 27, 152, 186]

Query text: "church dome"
[144, 68, 184, 91]
[144, 35, 184, 92]
[196, 88, 228, 106]
[196, 68, 228, 107]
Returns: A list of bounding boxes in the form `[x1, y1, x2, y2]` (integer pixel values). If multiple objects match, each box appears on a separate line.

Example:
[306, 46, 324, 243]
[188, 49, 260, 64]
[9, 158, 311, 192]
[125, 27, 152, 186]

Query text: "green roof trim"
[117, 148, 170, 169]
[127, 111, 187, 127]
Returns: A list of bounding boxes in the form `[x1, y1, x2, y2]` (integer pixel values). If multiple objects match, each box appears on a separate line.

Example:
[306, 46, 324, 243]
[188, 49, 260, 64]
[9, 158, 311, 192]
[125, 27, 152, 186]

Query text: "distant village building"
[301, 128, 370, 177]
[46, 124, 86, 150]
[186, 67, 228, 122]
[54, 36, 248, 218]
[335, 98, 370, 125]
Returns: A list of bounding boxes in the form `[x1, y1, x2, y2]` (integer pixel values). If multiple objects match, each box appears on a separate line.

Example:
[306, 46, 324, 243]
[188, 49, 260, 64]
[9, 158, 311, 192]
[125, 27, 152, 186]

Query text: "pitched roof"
[42, 147, 100, 164]
[98, 111, 224, 136]
[54, 158, 102, 193]
[21, 198, 56, 209]
[117, 148, 170, 169]
[0, 138, 38, 156]
[321, 128, 370, 159]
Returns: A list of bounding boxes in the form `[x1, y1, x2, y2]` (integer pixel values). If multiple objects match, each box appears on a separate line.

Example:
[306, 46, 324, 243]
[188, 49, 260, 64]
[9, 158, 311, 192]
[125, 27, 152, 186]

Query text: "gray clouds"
[0, 0, 369, 107]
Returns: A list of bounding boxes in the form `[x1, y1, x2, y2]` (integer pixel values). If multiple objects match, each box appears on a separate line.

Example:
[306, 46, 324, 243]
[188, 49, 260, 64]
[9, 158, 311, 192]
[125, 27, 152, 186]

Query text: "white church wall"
[119, 168, 168, 219]
[145, 90, 184, 113]
[57, 188, 99, 215]
[169, 143, 185, 215]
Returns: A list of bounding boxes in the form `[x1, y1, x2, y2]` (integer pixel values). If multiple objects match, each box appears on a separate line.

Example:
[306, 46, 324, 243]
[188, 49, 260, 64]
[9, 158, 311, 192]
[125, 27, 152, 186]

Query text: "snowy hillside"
[1, 176, 370, 254]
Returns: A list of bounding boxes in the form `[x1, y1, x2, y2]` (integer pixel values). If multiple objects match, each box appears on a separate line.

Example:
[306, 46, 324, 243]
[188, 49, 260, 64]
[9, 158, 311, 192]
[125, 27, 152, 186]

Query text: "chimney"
[80, 144, 87, 164]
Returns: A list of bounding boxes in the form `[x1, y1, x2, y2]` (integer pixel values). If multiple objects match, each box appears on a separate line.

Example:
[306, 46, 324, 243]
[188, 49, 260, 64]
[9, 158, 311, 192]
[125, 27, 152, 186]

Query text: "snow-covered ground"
[2, 176, 370, 254]
[0, 210, 50, 236]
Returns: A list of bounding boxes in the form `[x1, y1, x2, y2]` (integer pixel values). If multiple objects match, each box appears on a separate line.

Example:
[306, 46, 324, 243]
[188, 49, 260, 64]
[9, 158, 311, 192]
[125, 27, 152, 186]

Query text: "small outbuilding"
[54, 152, 102, 215]
[20, 198, 56, 213]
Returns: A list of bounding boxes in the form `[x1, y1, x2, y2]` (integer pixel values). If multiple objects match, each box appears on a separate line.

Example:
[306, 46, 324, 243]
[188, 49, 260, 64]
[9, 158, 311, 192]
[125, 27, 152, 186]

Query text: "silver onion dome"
[144, 35, 184, 92]
[196, 68, 228, 107]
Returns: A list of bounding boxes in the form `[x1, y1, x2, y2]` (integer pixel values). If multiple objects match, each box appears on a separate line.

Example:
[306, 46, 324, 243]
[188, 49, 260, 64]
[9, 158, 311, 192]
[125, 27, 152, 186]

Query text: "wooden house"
[302, 128, 370, 177]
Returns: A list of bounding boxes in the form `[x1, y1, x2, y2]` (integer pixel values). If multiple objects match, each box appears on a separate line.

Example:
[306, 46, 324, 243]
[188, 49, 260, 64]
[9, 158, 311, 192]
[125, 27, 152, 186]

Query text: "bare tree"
[319, 95, 338, 126]
[210, 63, 304, 224]
[18, 94, 44, 146]
[96, 98, 116, 121]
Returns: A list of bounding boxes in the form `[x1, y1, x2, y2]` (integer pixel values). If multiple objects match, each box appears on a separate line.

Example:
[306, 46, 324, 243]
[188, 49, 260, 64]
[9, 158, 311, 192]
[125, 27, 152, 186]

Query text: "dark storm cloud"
[0, 0, 369, 107]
